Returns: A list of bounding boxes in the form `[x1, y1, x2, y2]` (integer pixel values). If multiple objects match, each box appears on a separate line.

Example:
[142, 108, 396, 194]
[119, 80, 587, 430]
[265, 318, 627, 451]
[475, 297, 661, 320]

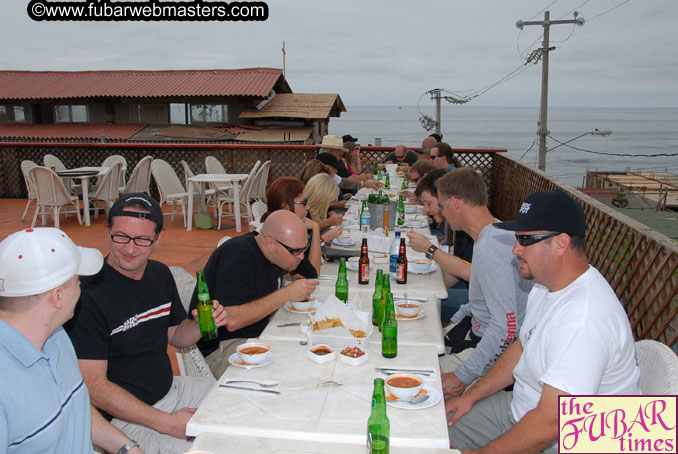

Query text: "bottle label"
[396, 264, 406, 281]
[360, 264, 369, 282]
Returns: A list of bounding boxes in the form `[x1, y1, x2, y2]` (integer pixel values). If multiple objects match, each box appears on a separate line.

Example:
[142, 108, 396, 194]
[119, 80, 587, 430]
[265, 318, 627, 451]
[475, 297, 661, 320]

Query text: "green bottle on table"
[385, 173, 390, 189]
[196, 270, 218, 340]
[396, 194, 405, 226]
[367, 378, 390, 454]
[382, 293, 398, 358]
[402, 169, 409, 190]
[377, 275, 391, 332]
[371, 270, 384, 326]
[373, 159, 379, 176]
[335, 257, 349, 303]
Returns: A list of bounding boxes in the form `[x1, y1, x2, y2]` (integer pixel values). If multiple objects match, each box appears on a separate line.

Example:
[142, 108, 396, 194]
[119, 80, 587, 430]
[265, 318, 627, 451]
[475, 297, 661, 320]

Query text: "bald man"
[380, 144, 419, 168]
[189, 210, 319, 377]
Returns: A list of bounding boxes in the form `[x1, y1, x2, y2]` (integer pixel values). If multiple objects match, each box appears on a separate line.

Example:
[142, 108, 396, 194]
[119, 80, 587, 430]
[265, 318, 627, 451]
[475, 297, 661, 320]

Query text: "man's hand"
[161, 407, 196, 439]
[322, 226, 343, 242]
[364, 181, 383, 190]
[442, 371, 467, 398]
[407, 230, 432, 253]
[445, 393, 474, 427]
[327, 213, 343, 226]
[284, 279, 319, 302]
[191, 300, 227, 328]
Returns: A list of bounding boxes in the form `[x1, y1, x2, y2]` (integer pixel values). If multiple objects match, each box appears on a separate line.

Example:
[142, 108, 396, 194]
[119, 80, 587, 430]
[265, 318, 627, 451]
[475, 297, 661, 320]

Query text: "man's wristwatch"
[118, 440, 139, 454]
[425, 245, 438, 259]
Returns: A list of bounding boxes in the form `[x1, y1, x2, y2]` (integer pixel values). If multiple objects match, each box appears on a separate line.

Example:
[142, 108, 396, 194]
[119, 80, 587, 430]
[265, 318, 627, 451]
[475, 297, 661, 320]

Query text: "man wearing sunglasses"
[189, 210, 318, 378]
[434, 168, 533, 401]
[431, 142, 458, 170]
[68, 193, 228, 454]
[446, 191, 640, 454]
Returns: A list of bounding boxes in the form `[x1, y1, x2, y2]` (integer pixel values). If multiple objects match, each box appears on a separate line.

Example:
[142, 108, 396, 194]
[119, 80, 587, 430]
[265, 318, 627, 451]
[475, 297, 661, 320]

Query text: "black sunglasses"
[294, 197, 309, 206]
[276, 238, 310, 256]
[515, 232, 560, 247]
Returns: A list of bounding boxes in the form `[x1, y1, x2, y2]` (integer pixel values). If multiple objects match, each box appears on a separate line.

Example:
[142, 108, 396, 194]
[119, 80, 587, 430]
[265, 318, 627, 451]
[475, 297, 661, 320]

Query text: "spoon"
[407, 394, 429, 405]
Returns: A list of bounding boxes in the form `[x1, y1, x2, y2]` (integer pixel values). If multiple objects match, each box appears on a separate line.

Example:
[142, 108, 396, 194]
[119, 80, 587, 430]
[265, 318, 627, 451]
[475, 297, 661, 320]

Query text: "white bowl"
[338, 347, 369, 366]
[341, 219, 354, 228]
[372, 254, 388, 264]
[307, 345, 336, 364]
[405, 206, 418, 214]
[385, 373, 423, 400]
[408, 220, 428, 228]
[334, 236, 353, 246]
[236, 342, 271, 364]
[412, 259, 432, 272]
[346, 257, 360, 271]
[290, 297, 315, 311]
[395, 302, 421, 318]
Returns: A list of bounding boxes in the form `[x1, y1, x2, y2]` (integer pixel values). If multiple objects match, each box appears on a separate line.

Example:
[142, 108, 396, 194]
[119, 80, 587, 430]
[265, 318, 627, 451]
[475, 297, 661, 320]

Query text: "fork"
[223, 380, 279, 388]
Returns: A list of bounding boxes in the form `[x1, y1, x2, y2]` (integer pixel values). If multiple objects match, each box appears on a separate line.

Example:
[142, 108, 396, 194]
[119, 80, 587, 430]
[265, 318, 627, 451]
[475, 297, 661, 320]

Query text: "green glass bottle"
[382, 293, 398, 358]
[377, 275, 391, 332]
[385, 173, 390, 189]
[196, 270, 218, 340]
[371, 270, 384, 326]
[335, 257, 349, 303]
[373, 159, 379, 175]
[367, 378, 390, 454]
[377, 169, 382, 181]
[401, 171, 409, 190]
[396, 194, 405, 226]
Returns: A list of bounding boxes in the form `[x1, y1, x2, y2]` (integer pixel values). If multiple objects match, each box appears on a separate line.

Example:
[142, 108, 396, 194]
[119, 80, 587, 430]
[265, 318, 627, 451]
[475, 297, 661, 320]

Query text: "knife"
[219, 384, 280, 394]
[376, 367, 435, 375]
[393, 296, 427, 303]
[277, 322, 301, 327]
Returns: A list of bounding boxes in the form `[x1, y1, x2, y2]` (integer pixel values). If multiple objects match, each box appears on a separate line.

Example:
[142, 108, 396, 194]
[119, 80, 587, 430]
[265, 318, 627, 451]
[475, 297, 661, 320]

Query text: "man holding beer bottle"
[67, 193, 228, 454]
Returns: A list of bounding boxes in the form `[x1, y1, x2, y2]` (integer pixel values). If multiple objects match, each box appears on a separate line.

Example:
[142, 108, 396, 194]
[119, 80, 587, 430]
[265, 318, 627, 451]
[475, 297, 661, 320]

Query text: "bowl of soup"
[236, 342, 271, 364]
[290, 297, 315, 311]
[385, 373, 423, 400]
[396, 301, 421, 318]
[412, 258, 432, 272]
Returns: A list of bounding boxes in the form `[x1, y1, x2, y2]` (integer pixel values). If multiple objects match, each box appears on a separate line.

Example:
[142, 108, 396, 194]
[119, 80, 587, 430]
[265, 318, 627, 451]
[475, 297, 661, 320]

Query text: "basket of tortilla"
[307, 296, 372, 349]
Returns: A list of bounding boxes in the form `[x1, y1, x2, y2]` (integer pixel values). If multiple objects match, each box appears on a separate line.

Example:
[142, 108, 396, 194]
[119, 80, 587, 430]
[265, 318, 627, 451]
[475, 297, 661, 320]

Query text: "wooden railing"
[2, 142, 676, 351]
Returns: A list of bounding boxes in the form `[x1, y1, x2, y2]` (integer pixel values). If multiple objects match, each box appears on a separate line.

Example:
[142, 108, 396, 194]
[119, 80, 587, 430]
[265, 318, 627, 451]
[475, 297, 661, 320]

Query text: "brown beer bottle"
[359, 238, 370, 285]
[395, 238, 407, 284]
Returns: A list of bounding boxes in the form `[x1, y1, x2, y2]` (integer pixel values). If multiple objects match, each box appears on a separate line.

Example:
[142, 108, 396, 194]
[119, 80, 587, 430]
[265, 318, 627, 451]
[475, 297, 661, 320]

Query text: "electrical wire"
[546, 134, 678, 157]
[587, 0, 634, 22]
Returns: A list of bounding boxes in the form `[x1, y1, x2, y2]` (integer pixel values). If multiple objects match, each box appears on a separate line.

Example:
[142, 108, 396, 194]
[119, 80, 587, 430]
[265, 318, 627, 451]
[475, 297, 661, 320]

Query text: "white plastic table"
[56, 166, 107, 226]
[186, 173, 248, 232]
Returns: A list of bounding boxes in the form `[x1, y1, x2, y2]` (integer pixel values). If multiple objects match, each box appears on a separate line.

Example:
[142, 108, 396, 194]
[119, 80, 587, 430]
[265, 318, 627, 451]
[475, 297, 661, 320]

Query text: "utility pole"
[516, 11, 585, 171]
[433, 89, 442, 136]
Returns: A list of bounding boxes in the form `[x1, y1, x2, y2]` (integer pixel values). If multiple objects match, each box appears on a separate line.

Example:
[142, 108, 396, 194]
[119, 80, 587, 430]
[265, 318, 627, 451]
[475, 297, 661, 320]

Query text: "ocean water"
[329, 106, 678, 188]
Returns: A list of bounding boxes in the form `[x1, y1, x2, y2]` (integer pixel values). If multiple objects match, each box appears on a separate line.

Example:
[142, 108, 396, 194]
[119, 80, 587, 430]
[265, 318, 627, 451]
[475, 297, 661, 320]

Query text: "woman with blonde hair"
[305, 173, 342, 231]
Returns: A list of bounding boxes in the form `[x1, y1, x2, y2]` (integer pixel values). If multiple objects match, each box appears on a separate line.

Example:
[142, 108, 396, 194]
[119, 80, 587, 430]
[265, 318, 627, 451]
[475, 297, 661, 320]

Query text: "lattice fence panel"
[493, 154, 678, 351]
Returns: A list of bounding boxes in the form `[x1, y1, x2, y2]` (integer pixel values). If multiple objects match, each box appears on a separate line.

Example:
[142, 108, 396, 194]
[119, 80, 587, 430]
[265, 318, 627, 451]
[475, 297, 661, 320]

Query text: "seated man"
[189, 210, 319, 378]
[0, 227, 142, 454]
[380, 144, 418, 168]
[447, 191, 640, 453]
[431, 142, 459, 170]
[435, 168, 533, 398]
[67, 193, 227, 454]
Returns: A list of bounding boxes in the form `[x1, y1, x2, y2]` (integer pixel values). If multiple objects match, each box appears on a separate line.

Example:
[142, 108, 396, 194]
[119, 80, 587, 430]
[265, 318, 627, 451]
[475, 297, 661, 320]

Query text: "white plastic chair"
[215, 160, 261, 230]
[20, 160, 38, 222]
[43, 154, 76, 195]
[169, 266, 214, 379]
[29, 166, 83, 228]
[100, 154, 127, 189]
[151, 159, 189, 226]
[217, 236, 232, 247]
[248, 200, 268, 231]
[90, 162, 123, 218]
[205, 155, 233, 194]
[121, 155, 153, 195]
[182, 160, 217, 215]
[635, 340, 678, 395]
[250, 160, 271, 203]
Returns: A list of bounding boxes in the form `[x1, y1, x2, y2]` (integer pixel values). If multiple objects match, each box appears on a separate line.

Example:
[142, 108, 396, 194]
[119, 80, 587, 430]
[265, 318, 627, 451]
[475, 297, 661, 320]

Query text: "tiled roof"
[240, 93, 346, 119]
[0, 68, 289, 100]
[233, 126, 313, 143]
[0, 123, 147, 141]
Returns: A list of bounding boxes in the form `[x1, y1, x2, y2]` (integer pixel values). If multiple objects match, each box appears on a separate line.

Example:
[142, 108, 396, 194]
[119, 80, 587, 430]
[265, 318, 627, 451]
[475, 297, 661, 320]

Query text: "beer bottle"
[335, 257, 349, 303]
[396, 194, 405, 226]
[359, 238, 370, 285]
[378, 275, 391, 332]
[382, 293, 398, 358]
[367, 378, 390, 454]
[373, 159, 379, 176]
[377, 169, 382, 181]
[382, 198, 390, 238]
[401, 169, 409, 190]
[371, 270, 384, 326]
[385, 173, 390, 189]
[196, 270, 218, 340]
[396, 238, 407, 285]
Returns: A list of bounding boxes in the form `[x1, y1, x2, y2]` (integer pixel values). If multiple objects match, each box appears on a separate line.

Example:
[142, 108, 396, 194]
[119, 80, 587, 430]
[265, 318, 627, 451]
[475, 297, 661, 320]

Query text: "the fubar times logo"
[559, 396, 677, 453]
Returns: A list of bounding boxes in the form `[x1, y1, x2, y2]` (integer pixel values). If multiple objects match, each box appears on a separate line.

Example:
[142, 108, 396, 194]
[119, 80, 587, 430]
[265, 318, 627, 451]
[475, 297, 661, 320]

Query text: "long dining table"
[187, 181, 454, 451]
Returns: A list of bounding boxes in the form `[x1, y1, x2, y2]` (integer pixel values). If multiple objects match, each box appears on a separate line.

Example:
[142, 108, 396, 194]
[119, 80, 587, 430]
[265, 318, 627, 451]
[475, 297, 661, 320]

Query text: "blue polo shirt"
[0, 321, 92, 453]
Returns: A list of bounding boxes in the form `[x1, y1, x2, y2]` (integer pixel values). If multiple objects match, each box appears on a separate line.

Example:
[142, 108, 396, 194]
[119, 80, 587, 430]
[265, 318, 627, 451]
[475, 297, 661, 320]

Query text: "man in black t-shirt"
[189, 210, 319, 377]
[380, 144, 419, 168]
[67, 193, 228, 454]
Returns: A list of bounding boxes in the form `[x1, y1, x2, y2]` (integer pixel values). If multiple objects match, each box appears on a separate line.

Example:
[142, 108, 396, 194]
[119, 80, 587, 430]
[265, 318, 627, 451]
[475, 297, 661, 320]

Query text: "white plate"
[396, 309, 425, 321]
[352, 194, 368, 201]
[406, 220, 428, 228]
[333, 238, 356, 247]
[228, 352, 274, 369]
[283, 302, 318, 314]
[385, 385, 441, 409]
[409, 262, 438, 275]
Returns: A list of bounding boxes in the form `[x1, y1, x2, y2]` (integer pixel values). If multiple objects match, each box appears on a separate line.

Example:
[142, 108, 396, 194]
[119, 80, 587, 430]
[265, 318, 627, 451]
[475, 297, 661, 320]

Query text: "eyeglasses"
[110, 232, 157, 247]
[515, 232, 560, 247]
[430, 154, 440, 159]
[276, 238, 310, 256]
[294, 197, 309, 206]
[437, 196, 452, 211]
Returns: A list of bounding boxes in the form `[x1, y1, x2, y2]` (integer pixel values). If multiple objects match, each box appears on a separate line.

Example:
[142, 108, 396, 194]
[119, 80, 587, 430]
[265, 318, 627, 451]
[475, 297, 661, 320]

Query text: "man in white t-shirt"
[446, 190, 640, 454]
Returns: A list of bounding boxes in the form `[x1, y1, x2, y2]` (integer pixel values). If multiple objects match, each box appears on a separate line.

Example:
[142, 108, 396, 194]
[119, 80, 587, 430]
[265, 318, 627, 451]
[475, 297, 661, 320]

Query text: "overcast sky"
[3, 0, 677, 108]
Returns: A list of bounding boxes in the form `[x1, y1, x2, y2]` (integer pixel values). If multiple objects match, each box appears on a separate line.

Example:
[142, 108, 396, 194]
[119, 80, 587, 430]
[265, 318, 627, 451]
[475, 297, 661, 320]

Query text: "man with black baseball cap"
[68, 193, 228, 454]
[446, 191, 640, 454]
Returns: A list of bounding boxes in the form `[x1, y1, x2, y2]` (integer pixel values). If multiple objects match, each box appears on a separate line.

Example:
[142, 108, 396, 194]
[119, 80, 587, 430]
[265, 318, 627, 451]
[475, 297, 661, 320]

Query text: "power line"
[587, 0, 634, 22]
[546, 134, 678, 157]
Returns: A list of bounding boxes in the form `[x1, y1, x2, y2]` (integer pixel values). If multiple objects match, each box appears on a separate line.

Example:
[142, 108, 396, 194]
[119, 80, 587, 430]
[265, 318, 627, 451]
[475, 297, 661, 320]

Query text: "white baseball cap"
[0, 227, 103, 297]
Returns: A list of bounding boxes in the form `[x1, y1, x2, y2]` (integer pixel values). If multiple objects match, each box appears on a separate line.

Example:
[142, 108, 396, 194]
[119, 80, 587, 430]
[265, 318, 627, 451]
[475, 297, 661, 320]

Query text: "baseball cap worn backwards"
[108, 193, 164, 229]
[494, 191, 587, 237]
[0, 227, 103, 297]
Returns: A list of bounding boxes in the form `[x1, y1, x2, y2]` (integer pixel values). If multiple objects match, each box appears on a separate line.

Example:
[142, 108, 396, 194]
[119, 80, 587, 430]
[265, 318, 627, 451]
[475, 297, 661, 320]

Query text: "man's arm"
[219, 279, 318, 332]
[80, 359, 194, 439]
[464, 384, 564, 454]
[446, 339, 522, 423]
[408, 231, 471, 281]
[91, 405, 144, 454]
